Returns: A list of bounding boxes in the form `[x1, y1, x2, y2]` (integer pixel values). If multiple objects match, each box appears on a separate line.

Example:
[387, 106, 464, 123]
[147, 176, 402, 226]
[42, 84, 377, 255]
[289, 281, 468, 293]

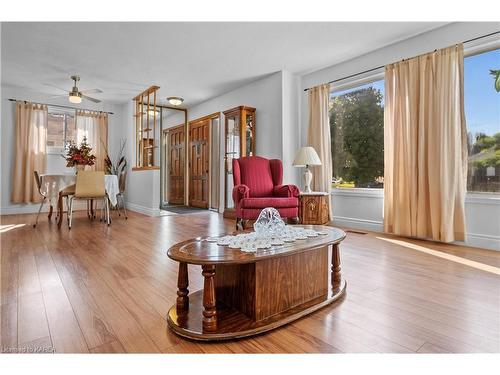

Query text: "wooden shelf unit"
[133, 86, 160, 169]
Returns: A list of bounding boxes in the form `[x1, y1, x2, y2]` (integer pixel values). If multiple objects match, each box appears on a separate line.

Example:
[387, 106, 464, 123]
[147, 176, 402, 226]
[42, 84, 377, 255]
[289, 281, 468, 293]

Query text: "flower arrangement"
[65, 137, 96, 167]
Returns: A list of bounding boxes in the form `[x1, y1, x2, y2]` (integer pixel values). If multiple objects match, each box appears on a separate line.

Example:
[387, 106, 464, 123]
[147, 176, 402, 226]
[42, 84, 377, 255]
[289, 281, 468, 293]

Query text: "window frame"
[327, 38, 500, 197]
[46, 107, 76, 155]
[329, 70, 385, 192]
[463, 45, 500, 195]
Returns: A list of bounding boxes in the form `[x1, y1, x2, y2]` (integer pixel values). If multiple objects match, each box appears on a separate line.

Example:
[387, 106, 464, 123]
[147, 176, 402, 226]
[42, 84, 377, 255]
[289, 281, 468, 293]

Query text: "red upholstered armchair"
[232, 156, 300, 229]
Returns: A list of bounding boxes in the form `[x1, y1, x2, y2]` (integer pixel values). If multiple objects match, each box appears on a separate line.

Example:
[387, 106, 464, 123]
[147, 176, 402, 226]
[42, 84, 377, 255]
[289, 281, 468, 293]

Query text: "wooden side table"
[299, 192, 330, 225]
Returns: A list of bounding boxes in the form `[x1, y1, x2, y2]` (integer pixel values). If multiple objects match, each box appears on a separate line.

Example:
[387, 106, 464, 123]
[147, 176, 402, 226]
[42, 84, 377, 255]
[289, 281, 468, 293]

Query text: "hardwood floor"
[1, 210, 499, 353]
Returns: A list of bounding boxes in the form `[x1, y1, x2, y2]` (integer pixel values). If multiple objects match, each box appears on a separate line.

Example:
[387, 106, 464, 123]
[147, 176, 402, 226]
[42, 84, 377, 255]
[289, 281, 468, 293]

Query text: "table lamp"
[293, 146, 322, 193]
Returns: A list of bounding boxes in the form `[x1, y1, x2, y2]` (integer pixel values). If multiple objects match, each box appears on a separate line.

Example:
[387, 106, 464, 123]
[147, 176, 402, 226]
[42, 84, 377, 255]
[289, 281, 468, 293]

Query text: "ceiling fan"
[46, 75, 102, 104]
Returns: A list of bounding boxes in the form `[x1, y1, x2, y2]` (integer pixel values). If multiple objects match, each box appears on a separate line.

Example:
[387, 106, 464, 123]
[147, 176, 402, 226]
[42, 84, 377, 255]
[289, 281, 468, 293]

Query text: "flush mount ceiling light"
[167, 96, 184, 106]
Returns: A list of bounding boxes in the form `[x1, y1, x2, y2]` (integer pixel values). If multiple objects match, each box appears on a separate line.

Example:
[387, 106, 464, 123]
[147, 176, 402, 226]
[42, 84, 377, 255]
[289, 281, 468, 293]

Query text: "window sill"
[330, 188, 500, 204]
[331, 188, 383, 198]
[47, 147, 65, 155]
[465, 192, 500, 205]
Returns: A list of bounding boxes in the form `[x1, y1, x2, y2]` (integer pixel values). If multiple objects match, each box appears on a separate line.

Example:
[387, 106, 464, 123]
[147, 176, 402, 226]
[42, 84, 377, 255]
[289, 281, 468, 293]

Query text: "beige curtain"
[384, 45, 467, 243]
[76, 110, 108, 171]
[307, 84, 333, 219]
[11, 102, 48, 203]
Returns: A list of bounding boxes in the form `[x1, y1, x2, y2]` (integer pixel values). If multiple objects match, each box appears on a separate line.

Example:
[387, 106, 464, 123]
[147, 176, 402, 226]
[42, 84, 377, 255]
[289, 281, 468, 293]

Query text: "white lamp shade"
[293, 146, 322, 167]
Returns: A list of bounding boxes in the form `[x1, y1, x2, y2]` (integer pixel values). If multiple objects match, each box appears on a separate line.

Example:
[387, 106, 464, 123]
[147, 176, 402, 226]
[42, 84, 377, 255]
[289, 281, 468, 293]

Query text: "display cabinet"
[223, 106, 256, 217]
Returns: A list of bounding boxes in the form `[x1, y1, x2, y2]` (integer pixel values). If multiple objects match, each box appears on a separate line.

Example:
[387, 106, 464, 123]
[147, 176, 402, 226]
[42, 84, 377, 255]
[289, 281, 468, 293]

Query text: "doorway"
[165, 124, 185, 205]
[189, 118, 209, 208]
[162, 113, 220, 211]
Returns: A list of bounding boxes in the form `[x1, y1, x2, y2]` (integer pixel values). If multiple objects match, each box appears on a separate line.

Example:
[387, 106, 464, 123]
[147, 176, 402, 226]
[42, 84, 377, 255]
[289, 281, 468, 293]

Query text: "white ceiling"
[1, 22, 448, 106]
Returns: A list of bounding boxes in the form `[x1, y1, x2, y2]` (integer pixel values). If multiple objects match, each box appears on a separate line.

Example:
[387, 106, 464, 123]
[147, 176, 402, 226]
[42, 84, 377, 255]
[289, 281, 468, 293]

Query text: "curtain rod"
[303, 30, 500, 92]
[7, 98, 114, 115]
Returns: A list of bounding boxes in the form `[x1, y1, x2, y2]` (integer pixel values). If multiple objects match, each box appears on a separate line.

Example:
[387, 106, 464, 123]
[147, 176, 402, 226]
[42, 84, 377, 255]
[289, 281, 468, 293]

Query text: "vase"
[75, 164, 86, 174]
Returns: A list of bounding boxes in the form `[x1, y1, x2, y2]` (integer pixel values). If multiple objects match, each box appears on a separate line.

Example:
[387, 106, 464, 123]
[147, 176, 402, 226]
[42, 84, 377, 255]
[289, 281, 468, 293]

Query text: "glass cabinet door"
[225, 116, 240, 209]
[245, 112, 254, 157]
[223, 106, 256, 215]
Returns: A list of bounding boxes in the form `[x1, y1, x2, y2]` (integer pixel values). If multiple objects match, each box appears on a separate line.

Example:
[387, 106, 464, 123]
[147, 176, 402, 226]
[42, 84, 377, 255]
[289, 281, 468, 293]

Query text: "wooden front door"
[167, 125, 185, 205]
[189, 119, 210, 208]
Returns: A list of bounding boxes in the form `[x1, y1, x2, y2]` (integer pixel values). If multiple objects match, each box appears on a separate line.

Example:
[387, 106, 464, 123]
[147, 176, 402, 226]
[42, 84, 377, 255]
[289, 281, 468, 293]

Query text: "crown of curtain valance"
[76, 109, 108, 119]
[16, 100, 47, 111]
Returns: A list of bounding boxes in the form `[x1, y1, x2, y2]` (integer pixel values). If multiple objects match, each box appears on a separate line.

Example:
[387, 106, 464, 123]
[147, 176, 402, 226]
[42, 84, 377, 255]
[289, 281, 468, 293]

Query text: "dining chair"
[116, 170, 128, 219]
[33, 171, 53, 228]
[68, 171, 109, 229]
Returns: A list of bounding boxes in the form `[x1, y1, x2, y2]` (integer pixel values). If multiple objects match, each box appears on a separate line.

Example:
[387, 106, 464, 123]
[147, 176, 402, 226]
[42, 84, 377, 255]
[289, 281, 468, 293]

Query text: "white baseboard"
[332, 215, 384, 232]
[125, 202, 161, 217]
[1, 201, 89, 215]
[461, 233, 500, 251]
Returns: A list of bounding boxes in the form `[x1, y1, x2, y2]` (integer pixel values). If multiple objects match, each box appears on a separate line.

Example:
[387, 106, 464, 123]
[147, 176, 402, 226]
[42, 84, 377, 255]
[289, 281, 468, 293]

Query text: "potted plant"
[65, 137, 96, 173]
[104, 139, 127, 176]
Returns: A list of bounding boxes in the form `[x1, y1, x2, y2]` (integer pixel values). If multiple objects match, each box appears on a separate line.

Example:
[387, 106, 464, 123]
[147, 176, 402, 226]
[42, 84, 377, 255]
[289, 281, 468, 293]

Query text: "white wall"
[0, 84, 124, 214]
[281, 70, 301, 186]
[121, 100, 161, 216]
[299, 22, 500, 251]
[165, 71, 284, 158]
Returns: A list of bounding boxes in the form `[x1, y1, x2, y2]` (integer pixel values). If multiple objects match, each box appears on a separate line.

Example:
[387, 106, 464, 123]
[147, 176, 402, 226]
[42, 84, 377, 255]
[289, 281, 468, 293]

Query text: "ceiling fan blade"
[81, 94, 101, 103]
[80, 88, 103, 94]
[47, 94, 68, 99]
[43, 83, 68, 93]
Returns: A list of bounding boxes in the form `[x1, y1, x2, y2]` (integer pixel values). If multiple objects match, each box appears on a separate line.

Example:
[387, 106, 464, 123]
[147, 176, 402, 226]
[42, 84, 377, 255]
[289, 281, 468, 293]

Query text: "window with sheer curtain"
[75, 110, 108, 171]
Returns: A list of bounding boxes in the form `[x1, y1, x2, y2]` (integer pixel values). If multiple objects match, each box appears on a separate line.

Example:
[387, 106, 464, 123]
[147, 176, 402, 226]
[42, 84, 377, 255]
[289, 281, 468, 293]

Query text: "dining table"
[39, 173, 120, 228]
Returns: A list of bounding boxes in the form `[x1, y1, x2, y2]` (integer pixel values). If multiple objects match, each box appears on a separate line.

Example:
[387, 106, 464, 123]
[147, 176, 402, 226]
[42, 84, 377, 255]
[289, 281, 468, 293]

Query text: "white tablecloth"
[104, 175, 119, 206]
[40, 174, 120, 206]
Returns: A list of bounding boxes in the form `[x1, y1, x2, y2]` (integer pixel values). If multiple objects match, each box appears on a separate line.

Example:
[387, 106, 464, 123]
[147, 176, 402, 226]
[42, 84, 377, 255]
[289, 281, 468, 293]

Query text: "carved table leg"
[201, 264, 217, 332]
[176, 262, 189, 311]
[331, 244, 341, 291]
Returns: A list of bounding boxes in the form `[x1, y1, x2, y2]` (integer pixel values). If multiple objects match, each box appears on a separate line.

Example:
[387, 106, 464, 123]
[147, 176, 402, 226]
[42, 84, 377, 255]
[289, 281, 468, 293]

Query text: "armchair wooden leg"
[288, 217, 300, 225]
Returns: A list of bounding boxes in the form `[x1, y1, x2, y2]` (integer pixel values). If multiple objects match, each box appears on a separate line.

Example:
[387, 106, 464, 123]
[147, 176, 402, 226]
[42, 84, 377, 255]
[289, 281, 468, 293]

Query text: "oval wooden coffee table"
[166, 225, 347, 341]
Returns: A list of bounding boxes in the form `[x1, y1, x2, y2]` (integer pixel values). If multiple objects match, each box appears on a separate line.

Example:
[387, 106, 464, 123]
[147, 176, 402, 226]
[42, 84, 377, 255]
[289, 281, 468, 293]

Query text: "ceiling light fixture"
[69, 91, 82, 104]
[167, 96, 184, 106]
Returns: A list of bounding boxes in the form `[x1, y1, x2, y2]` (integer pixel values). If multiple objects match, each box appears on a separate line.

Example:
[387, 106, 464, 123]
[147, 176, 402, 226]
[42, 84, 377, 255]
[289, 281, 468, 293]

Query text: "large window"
[465, 48, 500, 193]
[47, 110, 76, 152]
[329, 79, 385, 189]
